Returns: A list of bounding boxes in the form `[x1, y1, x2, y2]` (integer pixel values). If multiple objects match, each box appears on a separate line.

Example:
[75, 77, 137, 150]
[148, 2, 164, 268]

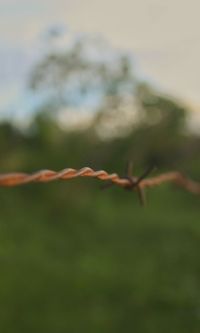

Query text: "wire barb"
[123, 162, 155, 205]
[0, 167, 199, 198]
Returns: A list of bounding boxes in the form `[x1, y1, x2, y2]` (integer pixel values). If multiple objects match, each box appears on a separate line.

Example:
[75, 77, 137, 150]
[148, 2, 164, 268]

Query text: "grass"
[0, 182, 199, 332]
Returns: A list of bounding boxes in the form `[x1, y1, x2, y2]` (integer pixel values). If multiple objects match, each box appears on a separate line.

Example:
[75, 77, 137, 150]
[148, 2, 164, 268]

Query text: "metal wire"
[0, 167, 199, 195]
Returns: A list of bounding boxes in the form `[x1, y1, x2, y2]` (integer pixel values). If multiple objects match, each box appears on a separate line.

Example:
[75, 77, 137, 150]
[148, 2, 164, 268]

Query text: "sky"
[1, 0, 200, 123]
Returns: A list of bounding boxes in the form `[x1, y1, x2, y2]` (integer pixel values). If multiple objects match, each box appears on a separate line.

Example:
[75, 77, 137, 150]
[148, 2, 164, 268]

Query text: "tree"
[29, 36, 137, 116]
[29, 34, 187, 141]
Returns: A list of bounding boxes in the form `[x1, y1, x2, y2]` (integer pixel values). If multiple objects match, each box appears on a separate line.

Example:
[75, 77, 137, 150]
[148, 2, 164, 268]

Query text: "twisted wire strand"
[0, 167, 199, 195]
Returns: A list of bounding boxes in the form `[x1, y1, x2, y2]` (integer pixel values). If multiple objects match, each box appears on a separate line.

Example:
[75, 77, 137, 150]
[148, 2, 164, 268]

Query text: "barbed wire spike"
[124, 162, 156, 205]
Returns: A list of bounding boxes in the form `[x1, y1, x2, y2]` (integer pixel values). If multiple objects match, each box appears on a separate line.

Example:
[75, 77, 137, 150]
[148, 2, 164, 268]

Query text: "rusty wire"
[0, 166, 199, 197]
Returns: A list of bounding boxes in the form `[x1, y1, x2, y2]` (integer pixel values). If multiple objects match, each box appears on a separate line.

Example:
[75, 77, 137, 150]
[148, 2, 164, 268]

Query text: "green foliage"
[136, 83, 186, 131]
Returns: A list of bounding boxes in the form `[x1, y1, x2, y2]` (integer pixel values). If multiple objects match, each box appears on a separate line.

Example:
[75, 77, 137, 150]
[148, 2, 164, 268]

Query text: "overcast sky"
[1, 0, 200, 119]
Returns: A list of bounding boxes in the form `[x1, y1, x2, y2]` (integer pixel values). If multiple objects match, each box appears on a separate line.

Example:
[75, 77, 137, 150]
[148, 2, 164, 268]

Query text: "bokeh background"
[0, 1, 200, 332]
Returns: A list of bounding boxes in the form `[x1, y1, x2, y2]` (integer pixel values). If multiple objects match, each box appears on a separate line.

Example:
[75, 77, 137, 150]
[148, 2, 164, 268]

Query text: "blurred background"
[0, 1, 200, 332]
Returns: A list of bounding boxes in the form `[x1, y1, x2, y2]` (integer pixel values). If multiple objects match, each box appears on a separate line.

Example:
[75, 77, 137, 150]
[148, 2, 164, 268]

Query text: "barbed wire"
[0, 166, 199, 197]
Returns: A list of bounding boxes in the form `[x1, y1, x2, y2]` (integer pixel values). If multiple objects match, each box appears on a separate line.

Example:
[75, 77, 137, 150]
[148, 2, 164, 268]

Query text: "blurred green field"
[0, 162, 200, 332]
